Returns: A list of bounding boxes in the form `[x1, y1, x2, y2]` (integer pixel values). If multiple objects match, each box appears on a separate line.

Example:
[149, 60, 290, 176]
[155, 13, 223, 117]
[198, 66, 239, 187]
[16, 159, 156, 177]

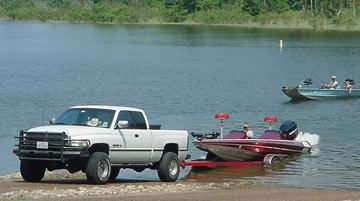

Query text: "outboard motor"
[279, 120, 298, 140]
[302, 78, 312, 86]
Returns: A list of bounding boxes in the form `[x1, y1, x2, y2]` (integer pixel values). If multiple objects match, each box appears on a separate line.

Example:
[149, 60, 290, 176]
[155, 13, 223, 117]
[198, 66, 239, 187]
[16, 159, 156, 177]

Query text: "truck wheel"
[86, 152, 111, 184]
[109, 167, 120, 181]
[20, 160, 45, 182]
[157, 152, 180, 182]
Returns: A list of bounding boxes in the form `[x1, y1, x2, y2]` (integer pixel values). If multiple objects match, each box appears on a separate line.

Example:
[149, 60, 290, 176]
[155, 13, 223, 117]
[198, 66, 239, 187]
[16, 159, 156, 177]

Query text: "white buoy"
[280, 40, 284, 48]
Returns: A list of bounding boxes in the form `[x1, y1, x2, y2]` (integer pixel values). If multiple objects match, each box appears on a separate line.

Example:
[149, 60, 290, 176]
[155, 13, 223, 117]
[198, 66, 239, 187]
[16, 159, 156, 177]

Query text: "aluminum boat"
[282, 86, 360, 101]
[282, 78, 359, 101]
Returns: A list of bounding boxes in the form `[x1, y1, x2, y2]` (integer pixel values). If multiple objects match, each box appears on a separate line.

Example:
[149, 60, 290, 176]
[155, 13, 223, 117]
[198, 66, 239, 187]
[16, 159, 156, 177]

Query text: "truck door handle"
[134, 134, 139, 138]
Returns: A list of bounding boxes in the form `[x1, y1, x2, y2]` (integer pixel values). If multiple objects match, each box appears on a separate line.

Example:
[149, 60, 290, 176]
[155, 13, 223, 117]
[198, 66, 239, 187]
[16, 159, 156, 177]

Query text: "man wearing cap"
[328, 75, 339, 89]
[243, 122, 254, 138]
[322, 75, 339, 89]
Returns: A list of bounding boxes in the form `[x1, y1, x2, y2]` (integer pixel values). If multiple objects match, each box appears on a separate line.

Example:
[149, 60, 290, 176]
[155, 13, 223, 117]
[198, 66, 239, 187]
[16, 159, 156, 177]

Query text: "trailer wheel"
[20, 160, 46, 182]
[109, 167, 120, 181]
[263, 154, 282, 166]
[86, 152, 111, 184]
[157, 152, 180, 182]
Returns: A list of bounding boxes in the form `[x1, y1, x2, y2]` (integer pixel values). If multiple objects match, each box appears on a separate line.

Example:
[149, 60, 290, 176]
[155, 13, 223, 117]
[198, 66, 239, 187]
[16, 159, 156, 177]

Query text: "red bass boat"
[192, 115, 312, 162]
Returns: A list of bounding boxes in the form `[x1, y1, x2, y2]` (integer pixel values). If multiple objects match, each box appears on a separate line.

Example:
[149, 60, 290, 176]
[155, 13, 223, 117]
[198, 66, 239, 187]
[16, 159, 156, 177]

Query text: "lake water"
[0, 22, 359, 190]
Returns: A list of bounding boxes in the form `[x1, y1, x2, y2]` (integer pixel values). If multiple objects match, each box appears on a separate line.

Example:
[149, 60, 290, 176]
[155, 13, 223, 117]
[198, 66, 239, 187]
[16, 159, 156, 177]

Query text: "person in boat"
[344, 79, 353, 94]
[322, 75, 339, 89]
[243, 122, 254, 138]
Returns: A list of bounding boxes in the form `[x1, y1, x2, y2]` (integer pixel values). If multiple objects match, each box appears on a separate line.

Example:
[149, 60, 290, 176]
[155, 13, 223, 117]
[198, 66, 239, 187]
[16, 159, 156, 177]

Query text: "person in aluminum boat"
[322, 75, 339, 89]
[329, 75, 339, 89]
[344, 79, 353, 94]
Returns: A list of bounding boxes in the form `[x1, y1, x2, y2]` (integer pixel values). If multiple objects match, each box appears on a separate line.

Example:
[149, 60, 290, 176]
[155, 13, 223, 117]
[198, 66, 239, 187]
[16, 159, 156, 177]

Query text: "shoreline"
[0, 171, 359, 201]
[2, 18, 360, 32]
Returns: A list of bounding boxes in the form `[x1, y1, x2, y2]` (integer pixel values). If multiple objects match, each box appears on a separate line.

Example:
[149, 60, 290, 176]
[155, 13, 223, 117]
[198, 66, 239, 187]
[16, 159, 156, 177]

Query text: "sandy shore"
[0, 171, 359, 201]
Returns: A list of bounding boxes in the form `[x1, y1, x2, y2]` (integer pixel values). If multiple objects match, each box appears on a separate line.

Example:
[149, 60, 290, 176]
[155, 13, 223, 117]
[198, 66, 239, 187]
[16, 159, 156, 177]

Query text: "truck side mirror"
[116, 120, 129, 129]
[49, 118, 56, 125]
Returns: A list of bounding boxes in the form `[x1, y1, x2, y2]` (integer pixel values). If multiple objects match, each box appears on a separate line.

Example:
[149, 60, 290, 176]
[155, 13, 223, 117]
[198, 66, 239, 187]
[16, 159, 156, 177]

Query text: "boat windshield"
[54, 108, 115, 128]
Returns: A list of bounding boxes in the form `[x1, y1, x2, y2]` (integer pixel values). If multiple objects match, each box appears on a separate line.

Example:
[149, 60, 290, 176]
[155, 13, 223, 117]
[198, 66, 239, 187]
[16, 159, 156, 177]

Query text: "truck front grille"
[18, 131, 68, 151]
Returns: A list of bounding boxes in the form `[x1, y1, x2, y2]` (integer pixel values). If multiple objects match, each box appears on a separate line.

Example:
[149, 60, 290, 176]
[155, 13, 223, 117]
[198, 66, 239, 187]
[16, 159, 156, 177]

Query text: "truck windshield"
[55, 108, 115, 128]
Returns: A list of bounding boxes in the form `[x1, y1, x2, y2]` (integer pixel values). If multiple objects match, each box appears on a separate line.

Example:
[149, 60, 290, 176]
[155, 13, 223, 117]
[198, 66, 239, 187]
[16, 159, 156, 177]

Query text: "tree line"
[0, 0, 359, 29]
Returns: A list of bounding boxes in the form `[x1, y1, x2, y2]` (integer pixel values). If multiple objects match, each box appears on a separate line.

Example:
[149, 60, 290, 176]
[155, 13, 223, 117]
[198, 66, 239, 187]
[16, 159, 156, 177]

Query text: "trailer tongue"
[180, 160, 263, 168]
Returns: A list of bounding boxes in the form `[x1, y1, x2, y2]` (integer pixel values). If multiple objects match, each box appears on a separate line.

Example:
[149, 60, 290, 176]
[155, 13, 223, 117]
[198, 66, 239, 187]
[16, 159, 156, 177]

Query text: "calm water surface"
[0, 22, 359, 190]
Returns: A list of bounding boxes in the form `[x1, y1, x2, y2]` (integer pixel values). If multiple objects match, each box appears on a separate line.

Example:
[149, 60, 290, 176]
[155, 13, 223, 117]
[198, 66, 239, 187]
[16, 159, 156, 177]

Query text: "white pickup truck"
[14, 105, 189, 184]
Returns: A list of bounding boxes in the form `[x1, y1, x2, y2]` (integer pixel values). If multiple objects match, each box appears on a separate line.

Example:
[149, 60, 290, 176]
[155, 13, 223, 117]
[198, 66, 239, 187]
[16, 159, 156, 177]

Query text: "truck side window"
[130, 112, 147, 129]
[117, 111, 136, 129]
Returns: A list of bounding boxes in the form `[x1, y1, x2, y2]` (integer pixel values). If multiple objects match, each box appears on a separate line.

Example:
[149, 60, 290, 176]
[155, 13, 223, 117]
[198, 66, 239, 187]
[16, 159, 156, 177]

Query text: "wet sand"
[0, 171, 359, 201]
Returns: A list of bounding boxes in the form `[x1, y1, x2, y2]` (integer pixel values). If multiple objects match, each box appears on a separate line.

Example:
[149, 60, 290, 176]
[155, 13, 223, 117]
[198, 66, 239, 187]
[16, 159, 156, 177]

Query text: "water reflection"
[0, 22, 360, 189]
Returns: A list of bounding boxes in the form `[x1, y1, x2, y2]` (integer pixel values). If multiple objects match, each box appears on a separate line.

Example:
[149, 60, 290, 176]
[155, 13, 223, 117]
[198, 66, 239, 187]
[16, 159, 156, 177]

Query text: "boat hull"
[195, 139, 311, 161]
[199, 143, 263, 161]
[282, 86, 360, 101]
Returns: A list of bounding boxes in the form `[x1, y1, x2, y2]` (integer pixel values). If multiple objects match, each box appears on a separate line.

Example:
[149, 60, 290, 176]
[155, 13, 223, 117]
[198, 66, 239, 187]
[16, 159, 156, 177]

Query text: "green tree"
[48, 0, 64, 8]
[197, 0, 221, 11]
[0, 0, 35, 19]
[181, 0, 196, 13]
[266, 0, 290, 12]
[288, 0, 303, 10]
[242, 0, 262, 15]
[163, 3, 187, 21]
[0, 0, 18, 11]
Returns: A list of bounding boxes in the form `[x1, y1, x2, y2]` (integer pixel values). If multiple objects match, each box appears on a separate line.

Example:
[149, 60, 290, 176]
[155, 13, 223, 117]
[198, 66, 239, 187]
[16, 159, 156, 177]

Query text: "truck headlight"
[69, 140, 90, 148]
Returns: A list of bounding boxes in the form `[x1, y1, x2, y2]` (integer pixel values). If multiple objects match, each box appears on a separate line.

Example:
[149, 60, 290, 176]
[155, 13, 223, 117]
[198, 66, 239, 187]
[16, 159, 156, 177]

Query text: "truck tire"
[109, 167, 120, 181]
[20, 160, 45, 182]
[157, 152, 180, 182]
[86, 152, 111, 184]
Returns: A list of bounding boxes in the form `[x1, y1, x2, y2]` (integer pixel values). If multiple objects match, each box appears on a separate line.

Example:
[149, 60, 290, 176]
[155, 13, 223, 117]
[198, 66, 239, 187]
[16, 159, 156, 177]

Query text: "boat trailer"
[181, 154, 288, 168]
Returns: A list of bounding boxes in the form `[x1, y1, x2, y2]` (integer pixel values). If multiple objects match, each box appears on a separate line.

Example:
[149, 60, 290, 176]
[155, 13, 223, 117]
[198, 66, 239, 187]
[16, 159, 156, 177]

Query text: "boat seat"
[259, 130, 281, 140]
[224, 130, 248, 139]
